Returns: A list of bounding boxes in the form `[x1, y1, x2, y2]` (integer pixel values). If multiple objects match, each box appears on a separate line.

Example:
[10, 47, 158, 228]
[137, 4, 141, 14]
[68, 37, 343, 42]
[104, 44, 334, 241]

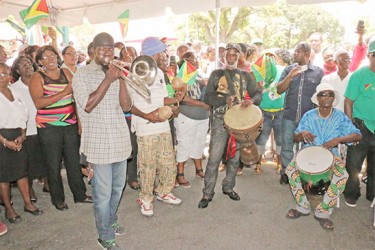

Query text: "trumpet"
[105, 55, 158, 98]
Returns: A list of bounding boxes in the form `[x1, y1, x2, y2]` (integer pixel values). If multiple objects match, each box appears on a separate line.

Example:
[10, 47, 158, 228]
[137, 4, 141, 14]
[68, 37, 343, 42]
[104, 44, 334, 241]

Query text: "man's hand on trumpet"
[105, 64, 123, 83]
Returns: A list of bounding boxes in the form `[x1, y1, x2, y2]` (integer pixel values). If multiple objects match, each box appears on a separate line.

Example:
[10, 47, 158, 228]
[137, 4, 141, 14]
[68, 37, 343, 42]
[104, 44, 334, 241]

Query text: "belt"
[262, 108, 284, 112]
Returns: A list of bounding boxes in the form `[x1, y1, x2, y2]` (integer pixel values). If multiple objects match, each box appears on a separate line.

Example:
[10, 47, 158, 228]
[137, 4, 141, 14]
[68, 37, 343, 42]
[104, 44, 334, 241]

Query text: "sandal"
[254, 163, 261, 174]
[195, 169, 205, 178]
[314, 215, 334, 230]
[286, 209, 310, 219]
[176, 173, 191, 188]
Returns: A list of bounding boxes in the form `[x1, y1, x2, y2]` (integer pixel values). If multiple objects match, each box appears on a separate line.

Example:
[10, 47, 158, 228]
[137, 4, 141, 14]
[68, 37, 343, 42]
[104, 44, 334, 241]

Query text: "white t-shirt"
[130, 68, 170, 137]
[11, 80, 37, 135]
[0, 87, 28, 129]
[321, 71, 351, 112]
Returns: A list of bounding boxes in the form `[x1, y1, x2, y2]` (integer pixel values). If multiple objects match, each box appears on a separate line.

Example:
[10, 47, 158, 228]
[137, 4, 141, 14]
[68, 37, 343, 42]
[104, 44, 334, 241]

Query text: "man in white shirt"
[130, 37, 184, 217]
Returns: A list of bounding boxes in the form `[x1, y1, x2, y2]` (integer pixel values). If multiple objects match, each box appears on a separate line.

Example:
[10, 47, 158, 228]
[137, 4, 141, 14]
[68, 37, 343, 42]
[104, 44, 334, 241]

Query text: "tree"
[177, 1, 345, 49]
[176, 7, 256, 44]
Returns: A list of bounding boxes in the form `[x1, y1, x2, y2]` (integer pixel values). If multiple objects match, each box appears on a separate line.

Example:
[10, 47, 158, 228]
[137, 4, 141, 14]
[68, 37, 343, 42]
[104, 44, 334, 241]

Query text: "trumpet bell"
[131, 55, 157, 86]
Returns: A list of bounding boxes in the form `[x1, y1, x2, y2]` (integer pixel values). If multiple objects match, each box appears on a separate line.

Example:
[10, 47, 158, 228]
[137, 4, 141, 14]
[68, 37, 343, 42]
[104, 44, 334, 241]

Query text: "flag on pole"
[251, 54, 277, 87]
[176, 61, 198, 85]
[19, 0, 49, 29]
[118, 9, 129, 40]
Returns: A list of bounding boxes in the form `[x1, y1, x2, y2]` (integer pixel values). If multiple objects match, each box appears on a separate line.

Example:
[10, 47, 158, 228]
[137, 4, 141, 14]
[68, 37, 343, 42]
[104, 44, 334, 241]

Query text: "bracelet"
[3, 138, 7, 148]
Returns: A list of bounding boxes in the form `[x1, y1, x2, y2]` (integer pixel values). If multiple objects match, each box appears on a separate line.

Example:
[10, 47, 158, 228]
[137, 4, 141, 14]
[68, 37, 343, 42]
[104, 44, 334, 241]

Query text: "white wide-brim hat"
[311, 83, 340, 107]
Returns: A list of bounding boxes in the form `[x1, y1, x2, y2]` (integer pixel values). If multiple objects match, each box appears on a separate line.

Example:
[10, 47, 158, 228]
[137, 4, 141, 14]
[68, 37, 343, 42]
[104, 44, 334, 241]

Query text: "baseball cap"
[225, 43, 241, 52]
[141, 37, 167, 56]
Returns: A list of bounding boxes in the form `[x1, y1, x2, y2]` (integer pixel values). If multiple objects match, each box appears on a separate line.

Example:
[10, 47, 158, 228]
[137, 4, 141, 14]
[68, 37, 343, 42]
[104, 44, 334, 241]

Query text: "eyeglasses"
[0, 73, 10, 77]
[42, 54, 57, 60]
[64, 52, 78, 57]
[19, 63, 32, 68]
[317, 92, 335, 97]
[370, 53, 375, 58]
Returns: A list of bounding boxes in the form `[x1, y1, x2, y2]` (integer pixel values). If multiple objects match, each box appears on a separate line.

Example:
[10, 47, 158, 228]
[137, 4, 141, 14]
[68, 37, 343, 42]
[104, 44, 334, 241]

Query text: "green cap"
[368, 40, 375, 54]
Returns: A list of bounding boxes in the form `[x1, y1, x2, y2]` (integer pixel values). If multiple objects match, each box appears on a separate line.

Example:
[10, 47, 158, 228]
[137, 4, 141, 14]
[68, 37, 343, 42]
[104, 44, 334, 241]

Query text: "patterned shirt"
[295, 108, 361, 156]
[36, 70, 77, 128]
[72, 62, 131, 164]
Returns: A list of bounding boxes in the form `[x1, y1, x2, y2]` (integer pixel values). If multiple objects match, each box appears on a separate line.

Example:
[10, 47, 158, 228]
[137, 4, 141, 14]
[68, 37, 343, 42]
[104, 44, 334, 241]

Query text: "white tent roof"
[0, 0, 355, 27]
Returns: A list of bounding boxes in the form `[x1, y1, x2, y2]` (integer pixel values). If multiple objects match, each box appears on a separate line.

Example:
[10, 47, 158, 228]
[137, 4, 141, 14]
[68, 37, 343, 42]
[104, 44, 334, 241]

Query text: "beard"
[224, 58, 238, 70]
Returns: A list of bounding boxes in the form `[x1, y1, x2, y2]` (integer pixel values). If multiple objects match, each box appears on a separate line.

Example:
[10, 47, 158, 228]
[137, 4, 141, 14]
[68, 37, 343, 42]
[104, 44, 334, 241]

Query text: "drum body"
[224, 104, 263, 164]
[224, 104, 263, 143]
[295, 146, 334, 186]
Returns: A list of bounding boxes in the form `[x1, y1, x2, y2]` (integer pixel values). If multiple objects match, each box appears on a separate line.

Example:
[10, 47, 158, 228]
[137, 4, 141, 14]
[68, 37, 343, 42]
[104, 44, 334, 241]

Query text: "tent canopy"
[0, 0, 354, 27]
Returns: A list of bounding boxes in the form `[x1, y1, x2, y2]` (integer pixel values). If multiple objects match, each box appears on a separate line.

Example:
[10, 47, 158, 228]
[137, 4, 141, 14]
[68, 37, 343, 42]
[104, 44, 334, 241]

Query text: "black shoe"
[42, 187, 50, 193]
[6, 215, 22, 224]
[74, 195, 93, 204]
[222, 190, 240, 201]
[55, 202, 69, 211]
[24, 208, 43, 216]
[198, 197, 212, 209]
[280, 174, 289, 185]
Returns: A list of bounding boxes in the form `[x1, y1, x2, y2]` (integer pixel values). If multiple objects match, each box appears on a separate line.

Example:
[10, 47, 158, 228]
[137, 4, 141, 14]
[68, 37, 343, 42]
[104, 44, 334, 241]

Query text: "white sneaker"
[137, 198, 154, 217]
[156, 193, 182, 205]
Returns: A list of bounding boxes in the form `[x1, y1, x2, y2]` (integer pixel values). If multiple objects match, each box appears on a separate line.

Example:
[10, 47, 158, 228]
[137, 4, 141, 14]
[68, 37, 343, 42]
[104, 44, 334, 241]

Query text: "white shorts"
[174, 113, 209, 163]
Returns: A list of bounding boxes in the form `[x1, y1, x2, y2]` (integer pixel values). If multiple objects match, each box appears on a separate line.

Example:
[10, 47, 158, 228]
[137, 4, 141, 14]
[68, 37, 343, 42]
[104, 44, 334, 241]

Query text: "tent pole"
[215, 0, 220, 69]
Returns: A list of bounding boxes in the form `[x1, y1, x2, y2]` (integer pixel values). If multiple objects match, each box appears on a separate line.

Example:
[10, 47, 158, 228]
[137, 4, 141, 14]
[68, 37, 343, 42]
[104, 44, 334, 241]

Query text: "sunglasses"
[317, 92, 335, 97]
[370, 53, 375, 58]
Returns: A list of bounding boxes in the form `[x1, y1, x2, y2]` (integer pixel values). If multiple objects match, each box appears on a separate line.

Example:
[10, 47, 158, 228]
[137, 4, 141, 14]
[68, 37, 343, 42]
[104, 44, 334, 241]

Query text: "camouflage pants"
[137, 132, 176, 203]
[286, 156, 348, 219]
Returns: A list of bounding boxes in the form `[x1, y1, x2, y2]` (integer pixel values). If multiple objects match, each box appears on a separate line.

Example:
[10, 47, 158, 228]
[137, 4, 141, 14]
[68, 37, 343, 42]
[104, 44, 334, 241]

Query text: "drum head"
[296, 146, 334, 174]
[224, 104, 262, 130]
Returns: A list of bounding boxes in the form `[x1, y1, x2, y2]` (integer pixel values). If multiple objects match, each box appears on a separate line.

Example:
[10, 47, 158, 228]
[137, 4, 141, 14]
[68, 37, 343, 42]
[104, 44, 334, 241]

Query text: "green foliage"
[179, 1, 346, 49]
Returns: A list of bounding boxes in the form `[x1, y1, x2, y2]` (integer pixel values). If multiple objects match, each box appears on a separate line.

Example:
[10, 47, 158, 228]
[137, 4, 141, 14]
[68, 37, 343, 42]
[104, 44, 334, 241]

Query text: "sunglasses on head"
[317, 91, 335, 97]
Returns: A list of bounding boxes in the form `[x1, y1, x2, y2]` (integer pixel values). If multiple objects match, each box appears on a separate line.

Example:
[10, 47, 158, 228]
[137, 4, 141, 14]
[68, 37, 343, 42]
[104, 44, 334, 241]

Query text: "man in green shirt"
[343, 40, 375, 207]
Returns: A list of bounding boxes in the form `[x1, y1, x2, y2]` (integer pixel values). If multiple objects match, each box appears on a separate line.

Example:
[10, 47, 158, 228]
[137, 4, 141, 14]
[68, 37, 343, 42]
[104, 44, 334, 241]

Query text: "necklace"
[318, 108, 333, 119]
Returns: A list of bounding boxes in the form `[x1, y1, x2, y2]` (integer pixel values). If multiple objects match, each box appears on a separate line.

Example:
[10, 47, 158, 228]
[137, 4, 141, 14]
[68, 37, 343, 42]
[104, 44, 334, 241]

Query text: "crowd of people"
[0, 24, 374, 249]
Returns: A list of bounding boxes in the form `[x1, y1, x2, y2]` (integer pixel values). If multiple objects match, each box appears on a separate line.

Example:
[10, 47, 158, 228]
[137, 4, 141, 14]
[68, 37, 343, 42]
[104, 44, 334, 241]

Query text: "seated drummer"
[285, 83, 361, 230]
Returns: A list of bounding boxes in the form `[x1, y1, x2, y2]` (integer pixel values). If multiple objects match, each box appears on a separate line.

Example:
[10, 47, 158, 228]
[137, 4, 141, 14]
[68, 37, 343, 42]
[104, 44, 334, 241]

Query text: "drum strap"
[226, 133, 237, 160]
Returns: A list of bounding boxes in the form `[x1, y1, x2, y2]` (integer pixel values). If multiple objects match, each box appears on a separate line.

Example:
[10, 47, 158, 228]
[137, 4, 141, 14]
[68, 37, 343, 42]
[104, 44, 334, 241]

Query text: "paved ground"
[0, 153, 374, 250]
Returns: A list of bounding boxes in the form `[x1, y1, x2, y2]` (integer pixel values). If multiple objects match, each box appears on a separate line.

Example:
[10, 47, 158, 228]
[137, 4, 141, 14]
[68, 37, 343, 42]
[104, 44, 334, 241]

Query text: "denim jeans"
[256, 110, 283, 155]
[280, 119, 299, 175]
[92, 160, 127, 241]
[203, 118, 240, 198]
[125, 118, 138, 183]
[37, 124, 87, 205]
[344, 120, 375, 202]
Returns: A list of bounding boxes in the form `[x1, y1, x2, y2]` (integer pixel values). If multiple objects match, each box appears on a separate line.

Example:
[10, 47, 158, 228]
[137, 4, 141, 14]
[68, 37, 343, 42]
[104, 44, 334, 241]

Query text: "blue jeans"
[92, 160, 127, 241]
[256, 110, 283, 155]
[37, 124, 86, 205]
[203, 118, 240, 198]
[344, 119, 375, 202]
[280, 119, 298, 175]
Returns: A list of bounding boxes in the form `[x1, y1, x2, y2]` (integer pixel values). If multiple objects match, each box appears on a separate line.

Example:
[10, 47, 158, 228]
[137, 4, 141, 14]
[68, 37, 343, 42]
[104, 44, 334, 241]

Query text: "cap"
[225, 43, 241, 53]
[176, 43, 190, 52]
[367, 39, 375, 54]
[311, 83, 340, 107]
[251, 38, 263, 45]
[141, 37, 168, 56]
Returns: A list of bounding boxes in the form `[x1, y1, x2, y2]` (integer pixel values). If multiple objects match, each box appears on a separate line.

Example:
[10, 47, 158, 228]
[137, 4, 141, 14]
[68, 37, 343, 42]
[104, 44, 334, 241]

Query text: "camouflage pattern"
[137, 132, 176, 203]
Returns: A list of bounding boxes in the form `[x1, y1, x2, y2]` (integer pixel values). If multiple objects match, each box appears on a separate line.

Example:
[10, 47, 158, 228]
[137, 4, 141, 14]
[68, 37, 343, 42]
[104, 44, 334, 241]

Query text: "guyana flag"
[118, 9, 129, 39]
[251, 54, 277, 87]
[19, 0, 49, 29]
[176, 61, 197, 85]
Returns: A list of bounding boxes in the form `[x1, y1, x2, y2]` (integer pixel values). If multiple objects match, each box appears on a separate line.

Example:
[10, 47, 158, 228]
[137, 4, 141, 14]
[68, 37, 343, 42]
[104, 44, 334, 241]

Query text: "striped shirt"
[36, 70, 77, 128]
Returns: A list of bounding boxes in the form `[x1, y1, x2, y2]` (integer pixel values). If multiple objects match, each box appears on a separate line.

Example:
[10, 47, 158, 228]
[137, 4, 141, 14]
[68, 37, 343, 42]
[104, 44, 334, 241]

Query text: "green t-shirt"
[345, 66, 375, 132]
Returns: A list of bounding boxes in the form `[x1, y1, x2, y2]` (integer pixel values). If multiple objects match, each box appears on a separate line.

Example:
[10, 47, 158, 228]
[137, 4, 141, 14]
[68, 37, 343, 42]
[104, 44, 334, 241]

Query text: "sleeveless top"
[36, 70, 77, 128]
